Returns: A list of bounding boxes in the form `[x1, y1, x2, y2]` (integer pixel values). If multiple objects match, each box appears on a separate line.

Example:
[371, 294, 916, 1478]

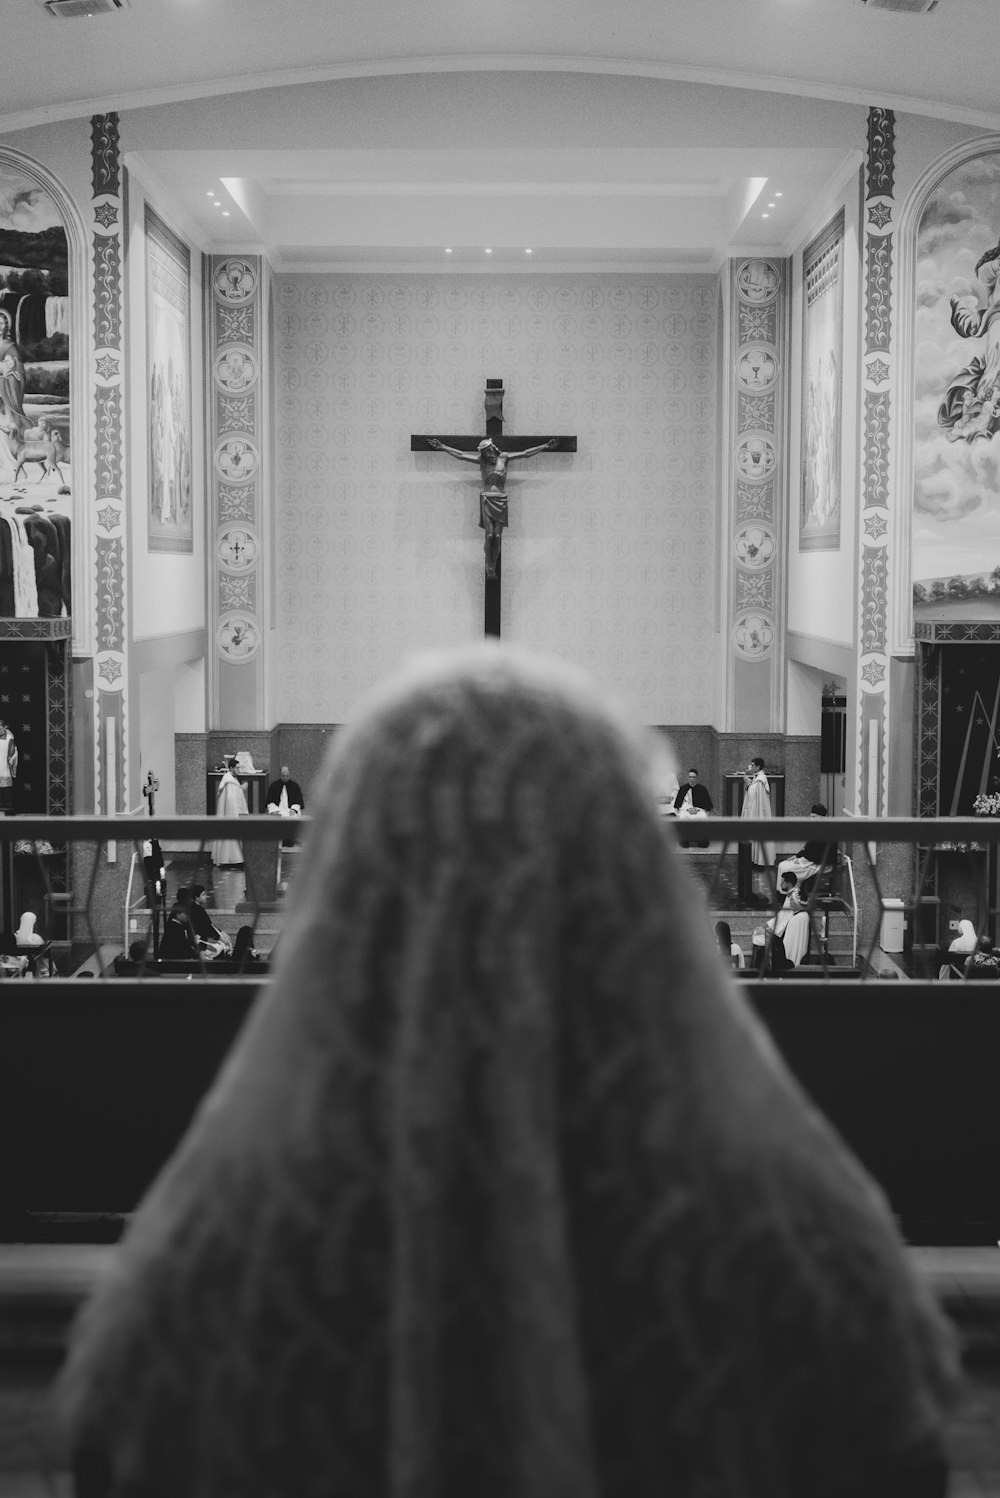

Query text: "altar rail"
[0, 811, 996, 975]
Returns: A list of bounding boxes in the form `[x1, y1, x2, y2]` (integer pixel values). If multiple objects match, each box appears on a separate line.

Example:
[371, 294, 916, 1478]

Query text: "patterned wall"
[208, 254, 265, 727]
[725, 257, 789, 732]
[273, 273, 718, 727]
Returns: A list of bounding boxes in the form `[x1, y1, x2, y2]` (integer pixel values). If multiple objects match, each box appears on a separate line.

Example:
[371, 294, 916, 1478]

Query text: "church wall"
[138, 664, 178, 813]
[273, 271, 719, 729]
[123, 166, 211, 816]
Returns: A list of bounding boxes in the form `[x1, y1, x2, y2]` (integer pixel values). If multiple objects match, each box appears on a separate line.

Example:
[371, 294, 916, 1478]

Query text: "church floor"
[0, 1247, 996, 1494]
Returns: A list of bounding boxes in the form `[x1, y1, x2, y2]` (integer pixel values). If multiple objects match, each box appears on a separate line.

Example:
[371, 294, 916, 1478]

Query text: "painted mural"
[914, 152, 1000, 622]
[146, 203, 192, 554]
[0, 164, 70, 619]
[800, 210, 843, 552]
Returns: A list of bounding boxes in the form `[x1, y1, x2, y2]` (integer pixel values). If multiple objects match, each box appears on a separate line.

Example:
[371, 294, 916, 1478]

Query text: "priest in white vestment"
[212, 759, 247, 867]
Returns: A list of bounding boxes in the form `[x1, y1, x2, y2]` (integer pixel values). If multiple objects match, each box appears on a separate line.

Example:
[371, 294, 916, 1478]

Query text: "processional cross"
[411, 378, 576, 637]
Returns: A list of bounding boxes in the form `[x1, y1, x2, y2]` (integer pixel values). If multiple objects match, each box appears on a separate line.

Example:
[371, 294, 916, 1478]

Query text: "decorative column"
[90, 113, 128, 812]
[208, 256, 266, 727]
[725, 257, 790, 731]
[856, 107, 896, 817]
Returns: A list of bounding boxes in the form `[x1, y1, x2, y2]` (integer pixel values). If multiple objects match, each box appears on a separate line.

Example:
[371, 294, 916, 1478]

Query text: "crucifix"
[411, 378, 576, 637]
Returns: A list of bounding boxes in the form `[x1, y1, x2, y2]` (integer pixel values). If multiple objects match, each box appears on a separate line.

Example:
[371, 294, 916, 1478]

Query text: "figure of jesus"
[428, 435, 559, 578]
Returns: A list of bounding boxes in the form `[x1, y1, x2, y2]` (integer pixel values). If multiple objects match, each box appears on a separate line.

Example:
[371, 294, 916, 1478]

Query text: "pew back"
[2, 979, 997, 1245]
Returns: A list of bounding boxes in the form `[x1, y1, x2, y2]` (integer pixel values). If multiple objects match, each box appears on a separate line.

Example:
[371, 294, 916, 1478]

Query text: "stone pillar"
[90, 113, 129, 812]
[856, 106, 896, 818]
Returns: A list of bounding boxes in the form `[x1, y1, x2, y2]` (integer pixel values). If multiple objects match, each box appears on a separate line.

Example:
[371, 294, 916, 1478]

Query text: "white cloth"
[949, 920, 977, 954]
[742, 770, 774, 866]
[14, 911, 42, 945]
[770, 907, 810, 967]
[212, 771, 248, 866]
[0, 729, 17, 789]
[777, 854, 821, 885]
[655, 769, 680, 816]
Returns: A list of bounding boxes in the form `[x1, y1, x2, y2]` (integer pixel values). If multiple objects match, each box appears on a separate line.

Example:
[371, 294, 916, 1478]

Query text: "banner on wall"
[145, 203, 193, 554]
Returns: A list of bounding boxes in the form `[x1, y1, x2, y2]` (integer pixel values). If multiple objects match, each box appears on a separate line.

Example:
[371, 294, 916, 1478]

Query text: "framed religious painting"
[799, 208, 844, 552]
[145, 203, 193, 553]
[912, 150, 1000, 624]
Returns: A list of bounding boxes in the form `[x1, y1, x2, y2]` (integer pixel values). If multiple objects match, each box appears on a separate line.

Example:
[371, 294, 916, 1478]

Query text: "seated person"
[937, 918, 977, 979]
[674, 767, 713, 848]
[266, 765, 304, 818]
[158, 887, 200, 961]
[113, 940, 152, 977]
[715, 918, 744, 969]
[777, 803, 836, 895]
[965, 934, 1000, 979]
[754, 872, 810, 968]
[225, 925, 263, 966]
[188, 883, 231, 957]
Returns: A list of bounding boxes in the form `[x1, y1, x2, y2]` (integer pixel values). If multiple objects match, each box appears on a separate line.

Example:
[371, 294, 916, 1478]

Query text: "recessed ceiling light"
[762, 212, 770, 219]
[768, 202, 775, 208]
[444, 247, 452, 254]
[222, 211, 230, 217]
[206, 190, 214, 197]
[775, 191, 783, 198]
[525, 248, 533, 255]
[485, 247, 492, 254]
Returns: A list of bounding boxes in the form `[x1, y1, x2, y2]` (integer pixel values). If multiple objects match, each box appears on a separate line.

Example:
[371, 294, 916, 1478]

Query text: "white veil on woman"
[59, 644, 957, 1498]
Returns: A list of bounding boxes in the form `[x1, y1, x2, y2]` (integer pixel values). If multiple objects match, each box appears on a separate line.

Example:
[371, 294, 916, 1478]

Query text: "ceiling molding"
[2, 53, 1000, 137]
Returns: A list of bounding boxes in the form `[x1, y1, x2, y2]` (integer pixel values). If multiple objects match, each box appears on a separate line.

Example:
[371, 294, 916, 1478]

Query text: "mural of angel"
[938, 238, 1000, 442]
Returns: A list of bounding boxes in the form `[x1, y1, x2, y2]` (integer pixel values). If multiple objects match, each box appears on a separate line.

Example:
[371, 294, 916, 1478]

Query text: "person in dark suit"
[188, 884, 231, 957]
[266, 765, 304, 818]
[673, 766, 713, 847]
[158, 887, 199, 960]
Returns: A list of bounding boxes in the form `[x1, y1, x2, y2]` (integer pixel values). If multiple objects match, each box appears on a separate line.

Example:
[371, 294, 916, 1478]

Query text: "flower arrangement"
[973, 792, 1000, 817]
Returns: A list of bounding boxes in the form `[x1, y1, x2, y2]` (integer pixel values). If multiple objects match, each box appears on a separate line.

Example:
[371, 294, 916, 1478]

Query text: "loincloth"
[479, 492, 508, 531]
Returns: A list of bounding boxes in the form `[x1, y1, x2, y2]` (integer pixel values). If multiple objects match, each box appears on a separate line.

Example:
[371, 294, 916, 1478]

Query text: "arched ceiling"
[9, 0, 998, 271]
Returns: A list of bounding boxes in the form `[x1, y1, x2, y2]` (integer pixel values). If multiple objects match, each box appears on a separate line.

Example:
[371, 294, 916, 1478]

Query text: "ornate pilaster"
[857, 107, 896, 816]
[90, 113, 127, 812]
[208, 257, 265, 724]
[725, 258, 789, 730]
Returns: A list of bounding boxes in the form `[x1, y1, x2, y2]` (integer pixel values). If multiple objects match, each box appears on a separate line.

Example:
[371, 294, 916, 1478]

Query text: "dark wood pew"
[1, 980, 998, 1245]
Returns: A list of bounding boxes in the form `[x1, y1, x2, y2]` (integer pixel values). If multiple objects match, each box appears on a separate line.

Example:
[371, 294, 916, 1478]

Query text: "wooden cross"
[411, 378, 576, 637]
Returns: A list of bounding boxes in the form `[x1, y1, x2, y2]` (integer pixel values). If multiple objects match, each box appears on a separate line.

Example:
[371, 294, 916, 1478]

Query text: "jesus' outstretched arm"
[506, 438, 560, 462]
[427, 437, 480, 463]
